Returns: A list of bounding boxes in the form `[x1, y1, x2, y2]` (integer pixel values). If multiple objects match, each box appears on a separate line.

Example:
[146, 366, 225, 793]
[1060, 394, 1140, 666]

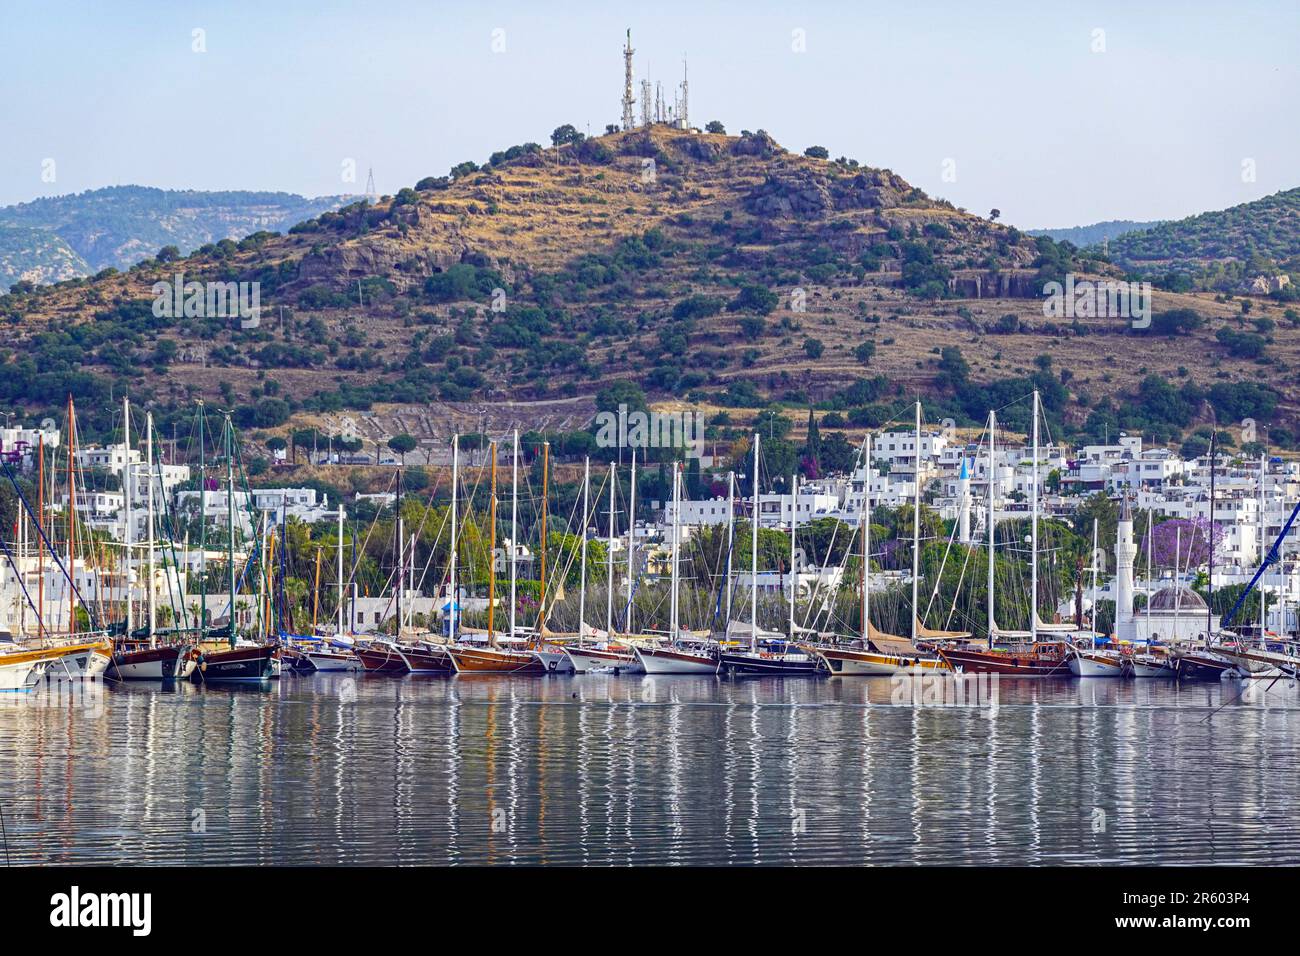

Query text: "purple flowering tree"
[1143, 518, 1223, 569]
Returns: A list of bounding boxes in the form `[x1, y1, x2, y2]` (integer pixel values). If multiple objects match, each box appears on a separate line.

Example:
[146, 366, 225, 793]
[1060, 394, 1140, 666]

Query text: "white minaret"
[957, 458, 971, 544]
[1115, 496, 1137, 640]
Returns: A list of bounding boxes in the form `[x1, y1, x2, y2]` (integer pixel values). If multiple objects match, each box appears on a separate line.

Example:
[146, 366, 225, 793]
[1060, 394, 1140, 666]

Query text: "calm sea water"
[2, 673, 1297, 866]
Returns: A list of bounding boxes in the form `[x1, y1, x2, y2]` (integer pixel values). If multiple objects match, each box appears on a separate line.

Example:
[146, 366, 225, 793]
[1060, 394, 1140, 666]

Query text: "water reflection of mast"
[445, 685, 461, 864]
[506, 691, 521, 865]
[1028, 703, 1042, 863]
[746, 682, 760, 863]
[577, 689, 591, 865]
[723, 695, 737, 863]
[666, 687, 683, 861]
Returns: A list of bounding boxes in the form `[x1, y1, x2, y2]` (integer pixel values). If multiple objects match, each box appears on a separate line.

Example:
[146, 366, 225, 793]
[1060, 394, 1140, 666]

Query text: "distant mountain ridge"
[1027, 219, 1161, 247]
[0, 185, 349, 288]
[1102, 187, 1300, 277]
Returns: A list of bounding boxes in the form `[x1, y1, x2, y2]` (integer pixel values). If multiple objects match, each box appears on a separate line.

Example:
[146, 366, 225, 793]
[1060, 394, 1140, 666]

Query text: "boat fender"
[548, 660, 558, 673]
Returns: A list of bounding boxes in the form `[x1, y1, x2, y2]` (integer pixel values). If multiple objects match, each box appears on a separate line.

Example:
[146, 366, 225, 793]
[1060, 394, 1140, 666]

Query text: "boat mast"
[1175, 526, 1183, 637]
[1259, 452, 1267, 641]
[312, 547, 321, 634]
[37, 435, 44, 639]
[606, 461, 615, 638]
[395, 469, 403, 638]
[198, 402, 207, 642]
[1145, 508, 1153, 642]
[670, 460, 680, 642]
[863, 434, 872, 642]
[724, 470, 735, 626]
[578, 456, 589, 646]
[789, 472, 798, 639]
[225, 415, 236, 649]
[750, 432, 759, 652]
[538, 441, 549, 636]
[1090, 517, 1099, 634]
[146, 411, 156, 645]
[987, 410, 996, 643]
[510, 429, 518, 641]
[123, 396, 133, 637]
[488, 442, 497, 646]
[336, 502, 345, 638]
[1030, 390, 1040, 644]
[911, 400, 921, 645]
[67, 394, 76, 636]
[626, 447, 636, 634]
[449, 433, 458, 645]
[1207, 427, 1216, 639]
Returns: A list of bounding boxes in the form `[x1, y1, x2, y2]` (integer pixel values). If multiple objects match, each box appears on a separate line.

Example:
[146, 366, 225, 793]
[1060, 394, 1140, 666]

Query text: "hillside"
[0, 223, 90, 287]
[1104, 187, 1300, 287]
[1027, 219, 1160, 248]
[2, 126, 1298, 458]
[0, 186, 349, 287]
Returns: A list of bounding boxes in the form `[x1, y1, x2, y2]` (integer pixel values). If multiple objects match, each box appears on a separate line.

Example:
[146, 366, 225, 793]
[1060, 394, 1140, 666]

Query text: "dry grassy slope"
[9, 126, 1299, 441]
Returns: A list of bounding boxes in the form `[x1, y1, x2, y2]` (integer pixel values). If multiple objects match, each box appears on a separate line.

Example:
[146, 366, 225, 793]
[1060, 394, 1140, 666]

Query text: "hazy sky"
[2, 0, 1297, 228]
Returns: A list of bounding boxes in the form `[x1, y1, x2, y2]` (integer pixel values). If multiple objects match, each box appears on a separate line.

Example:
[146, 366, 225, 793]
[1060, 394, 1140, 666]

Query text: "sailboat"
[1202, 463, 1300, 679]
[1068, 516, 1124, 677]
[635, 463, 720, 675]
[718, 435, 819, 676]
[938, 393, 1073, 677]
[18, 395, 114, 680]
[562, 458, 643, 673]
[446, 434, 548, 674]
[189, 412, 275, 683]
[805, 413, 954, 675]
[109, 401, 185, 679]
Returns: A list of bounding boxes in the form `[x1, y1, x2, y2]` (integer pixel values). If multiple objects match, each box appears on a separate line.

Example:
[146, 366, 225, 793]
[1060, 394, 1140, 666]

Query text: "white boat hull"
[1125, 656, 1175, 678]
[531, 648, 576, 674]
[0, 657, 47, 690]
[1069, 652, 1124, 677]
[306, 651, 361, 672]
[811, 646, 948, 676]
[634, 645, 717, 674]
[566, 646, 644, 674]
[46, 647, 112, 680]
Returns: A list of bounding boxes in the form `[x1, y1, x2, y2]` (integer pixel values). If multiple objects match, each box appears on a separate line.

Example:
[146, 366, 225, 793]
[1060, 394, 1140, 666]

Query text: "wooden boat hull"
[110, 644, 184, 680]
[565, 645, 644, 674]
[189, 645, 276, 682]
[810, 645, 948, 676]
[1174, 653, 1233, 682]
[719, 650, 821, 676]
[634, 644, 718, 674]
[397, 643, 455, 674]
[278, 646, 317, 673]
[446, 645, 548, 675]
[938, 646, 1072, 677]
[355, 644, 410, 674]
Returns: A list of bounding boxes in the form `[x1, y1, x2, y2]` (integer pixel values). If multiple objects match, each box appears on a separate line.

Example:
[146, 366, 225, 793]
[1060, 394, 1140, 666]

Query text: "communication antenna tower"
[621, 29, 636, 131]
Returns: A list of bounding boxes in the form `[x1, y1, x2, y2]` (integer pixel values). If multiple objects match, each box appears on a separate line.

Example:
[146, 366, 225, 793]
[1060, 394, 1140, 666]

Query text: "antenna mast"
[621, 29, 636, 131]
[679, 56, 689, 129]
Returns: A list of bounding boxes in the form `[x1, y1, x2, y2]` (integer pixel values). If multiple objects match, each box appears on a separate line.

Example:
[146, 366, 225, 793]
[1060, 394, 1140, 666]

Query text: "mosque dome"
[1147, 586, 1207, 612]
